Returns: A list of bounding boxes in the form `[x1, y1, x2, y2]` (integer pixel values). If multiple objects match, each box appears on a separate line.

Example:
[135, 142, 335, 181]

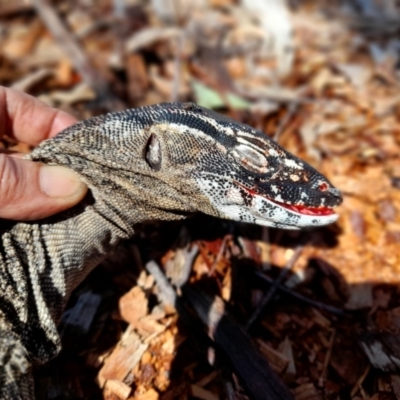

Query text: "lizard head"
[31, 102, 342, 230]
[141, 103, 342, 229]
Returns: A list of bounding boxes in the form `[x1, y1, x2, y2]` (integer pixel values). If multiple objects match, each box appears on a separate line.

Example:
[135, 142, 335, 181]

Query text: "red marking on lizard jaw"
[273, 201, 335, 216]
[235, 181, 335, 216]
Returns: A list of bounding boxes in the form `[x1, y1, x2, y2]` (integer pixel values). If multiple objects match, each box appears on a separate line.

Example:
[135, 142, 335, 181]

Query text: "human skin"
[0, 87, 87, 220]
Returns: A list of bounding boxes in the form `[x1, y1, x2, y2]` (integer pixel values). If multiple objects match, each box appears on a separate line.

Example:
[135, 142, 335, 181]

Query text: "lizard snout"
[327, 187, 342, 204]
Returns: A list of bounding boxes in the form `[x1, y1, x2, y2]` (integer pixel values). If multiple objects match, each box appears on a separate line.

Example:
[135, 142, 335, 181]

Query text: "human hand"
[0, 87, 88, 220]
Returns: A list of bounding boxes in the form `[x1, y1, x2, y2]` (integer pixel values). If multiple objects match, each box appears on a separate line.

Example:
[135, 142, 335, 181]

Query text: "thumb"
[0, 154, 88, 220]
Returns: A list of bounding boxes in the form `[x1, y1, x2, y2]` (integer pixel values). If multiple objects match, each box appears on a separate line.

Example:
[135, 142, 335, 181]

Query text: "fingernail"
[40, 166, 85, 198]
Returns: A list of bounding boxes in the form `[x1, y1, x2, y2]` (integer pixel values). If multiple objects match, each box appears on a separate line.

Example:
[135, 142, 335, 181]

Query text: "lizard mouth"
[270, 199, 335, 216]
[233, 180, 336, 218]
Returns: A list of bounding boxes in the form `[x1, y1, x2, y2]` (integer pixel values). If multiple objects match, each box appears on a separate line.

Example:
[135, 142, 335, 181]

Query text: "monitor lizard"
[0, 102, 342, 399]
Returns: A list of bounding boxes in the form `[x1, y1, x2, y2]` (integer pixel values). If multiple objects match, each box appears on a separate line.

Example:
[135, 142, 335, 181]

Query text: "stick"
[246, 246, 303, 330]
[255, 271, 345, 316]
[32, 0, 124, 110]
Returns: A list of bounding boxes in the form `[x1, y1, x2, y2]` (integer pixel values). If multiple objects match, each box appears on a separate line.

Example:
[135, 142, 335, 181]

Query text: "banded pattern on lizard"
[0, 102, 342, 399]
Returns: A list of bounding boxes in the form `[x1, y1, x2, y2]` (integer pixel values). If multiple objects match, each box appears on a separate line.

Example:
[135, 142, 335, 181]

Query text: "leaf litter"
[1, 0, 400, 399]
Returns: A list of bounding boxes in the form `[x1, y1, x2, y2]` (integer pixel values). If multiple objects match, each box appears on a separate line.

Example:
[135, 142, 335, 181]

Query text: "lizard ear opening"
[145, 133, 162, 171]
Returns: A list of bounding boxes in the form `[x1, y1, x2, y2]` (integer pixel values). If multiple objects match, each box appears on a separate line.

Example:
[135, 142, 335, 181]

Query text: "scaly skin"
[0, 103, 342, 399]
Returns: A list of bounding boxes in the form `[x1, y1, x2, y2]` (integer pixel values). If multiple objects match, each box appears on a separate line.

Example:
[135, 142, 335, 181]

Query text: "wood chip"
[257, 339, 289, 375]
[98, 327, 148, 387]
[190, 385, 219, 400]
[134, 388, 159, 400]
[104, 379, 132, 400]
[119, 286, 148, 326]
[293, 383, 322, 400]
[278, 337, 296, 378]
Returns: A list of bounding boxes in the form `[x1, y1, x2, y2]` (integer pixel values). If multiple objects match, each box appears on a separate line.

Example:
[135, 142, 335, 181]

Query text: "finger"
[0, 150, 25, 157]
[0, 86, 77, 146]
[0, 154, 87, 220]
[7, 152, 25, 158]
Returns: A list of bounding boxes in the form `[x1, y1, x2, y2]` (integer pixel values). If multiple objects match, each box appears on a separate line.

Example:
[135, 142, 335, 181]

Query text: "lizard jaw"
[195, 176, 339, 229]
[234, 195, 338, 229]
[269, 199, 335, 217]
[245, 188, 339, 229]
[232, 181, 337, 217]
[235, 180, 338, 224]
[221, 196, 338, 229]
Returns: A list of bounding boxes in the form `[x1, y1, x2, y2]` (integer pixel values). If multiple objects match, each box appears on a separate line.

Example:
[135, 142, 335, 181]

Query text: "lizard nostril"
[330, 187, 343, 201]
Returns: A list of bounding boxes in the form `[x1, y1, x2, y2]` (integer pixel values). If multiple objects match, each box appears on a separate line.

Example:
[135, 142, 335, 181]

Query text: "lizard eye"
[145, 133, 162, 171]
[232, 144, 268, 173]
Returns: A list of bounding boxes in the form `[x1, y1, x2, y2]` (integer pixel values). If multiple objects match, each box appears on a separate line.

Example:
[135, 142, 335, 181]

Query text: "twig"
[125, 27, 181, 53]
[235, 85, 309, 104]
[172, 245, 199, 288]
[145, 260, 177, 307]
[11, 68, 52, 92]
[183, 286, 295, 400]
[110, 0, 127, 71]
[318, 328, 336, 387]
[261, 227, 271, 271]
[0, 3, 33, 17]
[209, 235, 232, 275]
[273, 102, 299, 143]
[171, 32, 184, 102]
[350, 363, 371, 398]
[245, 246, 303, 330]
[255, 271, 345, 316]
[147, 259, 295, 400]
[32, 0, 124, 110]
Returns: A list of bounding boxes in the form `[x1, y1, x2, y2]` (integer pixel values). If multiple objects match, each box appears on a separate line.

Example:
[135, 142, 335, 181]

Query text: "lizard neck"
[40, 170, 194, 302]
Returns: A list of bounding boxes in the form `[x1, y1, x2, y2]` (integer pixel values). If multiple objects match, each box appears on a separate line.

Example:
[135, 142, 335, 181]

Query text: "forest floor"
[1, 1, 400, 399]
